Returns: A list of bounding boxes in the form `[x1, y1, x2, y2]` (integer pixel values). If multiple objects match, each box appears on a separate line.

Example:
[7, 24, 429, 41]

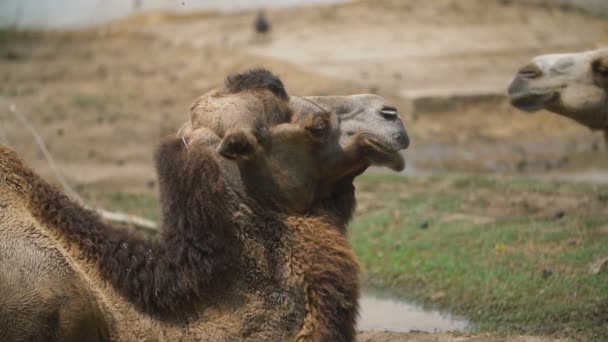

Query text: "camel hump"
[0, 235, 110, 342]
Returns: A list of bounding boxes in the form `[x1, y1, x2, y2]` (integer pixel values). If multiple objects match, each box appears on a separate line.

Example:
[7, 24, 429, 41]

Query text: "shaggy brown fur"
[0, 148, 110, 342]
[4, 139, 240, 319]
[0, 140, 359, 341]
[0, 236, 110, 342]
[0, 69, 409, 341]
[225, 68, 288, 101]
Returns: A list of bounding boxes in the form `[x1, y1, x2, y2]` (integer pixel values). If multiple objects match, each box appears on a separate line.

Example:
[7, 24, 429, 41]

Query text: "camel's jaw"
[359, 134, 408, 171]
[507, 71, 561, 113]
[508, 90, 558, 112]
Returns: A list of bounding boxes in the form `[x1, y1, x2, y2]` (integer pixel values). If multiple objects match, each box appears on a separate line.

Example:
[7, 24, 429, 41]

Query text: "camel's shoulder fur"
[0, 145, 110, 342]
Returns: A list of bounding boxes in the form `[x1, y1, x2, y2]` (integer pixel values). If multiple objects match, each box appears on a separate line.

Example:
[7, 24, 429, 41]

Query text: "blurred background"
[1, 0, 607, 341]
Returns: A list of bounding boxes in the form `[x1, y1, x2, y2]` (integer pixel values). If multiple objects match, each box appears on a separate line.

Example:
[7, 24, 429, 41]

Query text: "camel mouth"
[509, 91, 557, 112]
[361, 137, 406, 171]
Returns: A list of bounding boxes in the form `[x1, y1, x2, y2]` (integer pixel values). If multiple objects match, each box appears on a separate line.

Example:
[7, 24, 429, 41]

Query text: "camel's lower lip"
[509, 92, 557, 112]
[362, 138, 405, 171]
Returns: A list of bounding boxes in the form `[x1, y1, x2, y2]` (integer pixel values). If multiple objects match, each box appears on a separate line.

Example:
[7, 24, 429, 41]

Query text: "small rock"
[590, 257, 608, 275]
[146, 180, 156, 189]
[419, 220, 429, 229]
[553, 210, 565, 220]
[96, 64, 107, 78]
[159, 97, 175, 106]
[542, 268, 553, 279]
[255, 11, 270, 34]
[3, 51, 21, 61]
[430, 291, 445, 301]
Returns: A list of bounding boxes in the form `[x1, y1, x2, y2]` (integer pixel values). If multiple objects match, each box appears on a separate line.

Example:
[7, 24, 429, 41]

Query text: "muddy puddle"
[358, 293, 469, 333]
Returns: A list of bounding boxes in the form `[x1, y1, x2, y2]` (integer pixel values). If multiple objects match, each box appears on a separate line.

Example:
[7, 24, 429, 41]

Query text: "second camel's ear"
[217, 130, 259, 160]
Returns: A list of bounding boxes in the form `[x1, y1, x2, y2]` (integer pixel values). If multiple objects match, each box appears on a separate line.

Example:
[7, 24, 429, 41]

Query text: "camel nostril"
[400, 133, 410, 149]
[517, 63, 543, 79]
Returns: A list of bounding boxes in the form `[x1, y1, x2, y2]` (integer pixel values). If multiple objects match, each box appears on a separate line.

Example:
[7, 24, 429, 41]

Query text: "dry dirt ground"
[0, 0, 607, 340]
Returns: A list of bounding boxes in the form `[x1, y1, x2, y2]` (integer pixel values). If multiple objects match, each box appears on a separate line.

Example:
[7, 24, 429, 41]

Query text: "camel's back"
[0, 182, 110, 342]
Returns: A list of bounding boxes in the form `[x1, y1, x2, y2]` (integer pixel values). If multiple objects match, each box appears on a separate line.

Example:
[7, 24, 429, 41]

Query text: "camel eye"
[305, 119, 328, 138]
[592, 58, 608, 78]
[379, 106, 398, 120]
[596, 67, 608, 78]
[306, 125, 326, 138]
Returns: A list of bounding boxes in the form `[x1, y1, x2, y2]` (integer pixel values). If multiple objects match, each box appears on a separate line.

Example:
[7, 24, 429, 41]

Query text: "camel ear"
[217, 130, 258, 160]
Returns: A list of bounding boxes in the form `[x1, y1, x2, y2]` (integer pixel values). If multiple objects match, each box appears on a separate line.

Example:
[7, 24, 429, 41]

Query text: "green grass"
[352, 173, 608, 340]
[71, 94, 106, 111]
[83, 191, 160, 233]
[89, 173, 608, 340]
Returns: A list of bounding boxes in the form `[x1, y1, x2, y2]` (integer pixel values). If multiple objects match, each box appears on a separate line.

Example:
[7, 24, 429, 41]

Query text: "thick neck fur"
[0, 141, 361, 341]
[6, 139, 241, 320]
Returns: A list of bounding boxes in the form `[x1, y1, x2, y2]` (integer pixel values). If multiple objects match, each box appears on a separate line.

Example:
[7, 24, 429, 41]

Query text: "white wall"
[0, 0, 345, 29]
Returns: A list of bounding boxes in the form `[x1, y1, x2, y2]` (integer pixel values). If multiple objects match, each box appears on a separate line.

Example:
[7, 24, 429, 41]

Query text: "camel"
[178, 68, 293, 153]
[508, 47, 608, 140]
[0, 69, 409, 341]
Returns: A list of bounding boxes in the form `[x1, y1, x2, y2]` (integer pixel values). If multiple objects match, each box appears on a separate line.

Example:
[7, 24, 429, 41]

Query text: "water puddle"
[358, 293, 469, 333]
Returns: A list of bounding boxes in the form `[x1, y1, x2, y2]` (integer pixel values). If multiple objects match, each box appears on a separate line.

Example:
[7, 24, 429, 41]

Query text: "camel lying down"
[508, 47, 608, 141]
[0, 69, 409, 341]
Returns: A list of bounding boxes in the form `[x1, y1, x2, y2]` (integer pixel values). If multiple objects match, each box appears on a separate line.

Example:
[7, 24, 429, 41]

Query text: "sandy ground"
[2, 0, 607, 193]
[1, 0, 607, 340]
[136, 0, 608, 179]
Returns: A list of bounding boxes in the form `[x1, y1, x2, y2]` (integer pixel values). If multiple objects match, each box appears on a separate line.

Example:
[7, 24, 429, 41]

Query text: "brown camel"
[0, 69, 409, 341]
[508, 48, 608, 141]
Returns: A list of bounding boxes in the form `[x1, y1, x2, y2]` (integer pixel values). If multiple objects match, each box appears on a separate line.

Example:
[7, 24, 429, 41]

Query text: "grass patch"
[71, 94, 106, 111]
[83, 191, 160, 223]
[352, 173, 608, 340]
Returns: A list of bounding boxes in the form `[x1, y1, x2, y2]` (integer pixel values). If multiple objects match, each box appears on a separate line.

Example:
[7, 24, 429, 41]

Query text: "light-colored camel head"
[508, 48, 608, 131]
[218, 94, 409, 214]
[185, 70, 409, 215]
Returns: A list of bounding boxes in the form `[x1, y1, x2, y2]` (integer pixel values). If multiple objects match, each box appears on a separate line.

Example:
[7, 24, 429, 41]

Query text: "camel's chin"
[509, 92, 556, 112]
[361, 139, 406, 171]
[367, 151, 405, 171]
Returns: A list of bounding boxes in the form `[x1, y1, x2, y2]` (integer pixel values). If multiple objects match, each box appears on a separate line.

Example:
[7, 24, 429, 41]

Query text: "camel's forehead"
[343, 94, 390, 108]
[531, 50, 602, 73]
[295, 94, 392, 114]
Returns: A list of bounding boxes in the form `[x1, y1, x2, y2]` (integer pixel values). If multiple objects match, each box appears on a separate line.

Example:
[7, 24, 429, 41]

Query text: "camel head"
[225, 94, 409, 214]
[186, 69, 410, 216]
[508, 48, 608, 131]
